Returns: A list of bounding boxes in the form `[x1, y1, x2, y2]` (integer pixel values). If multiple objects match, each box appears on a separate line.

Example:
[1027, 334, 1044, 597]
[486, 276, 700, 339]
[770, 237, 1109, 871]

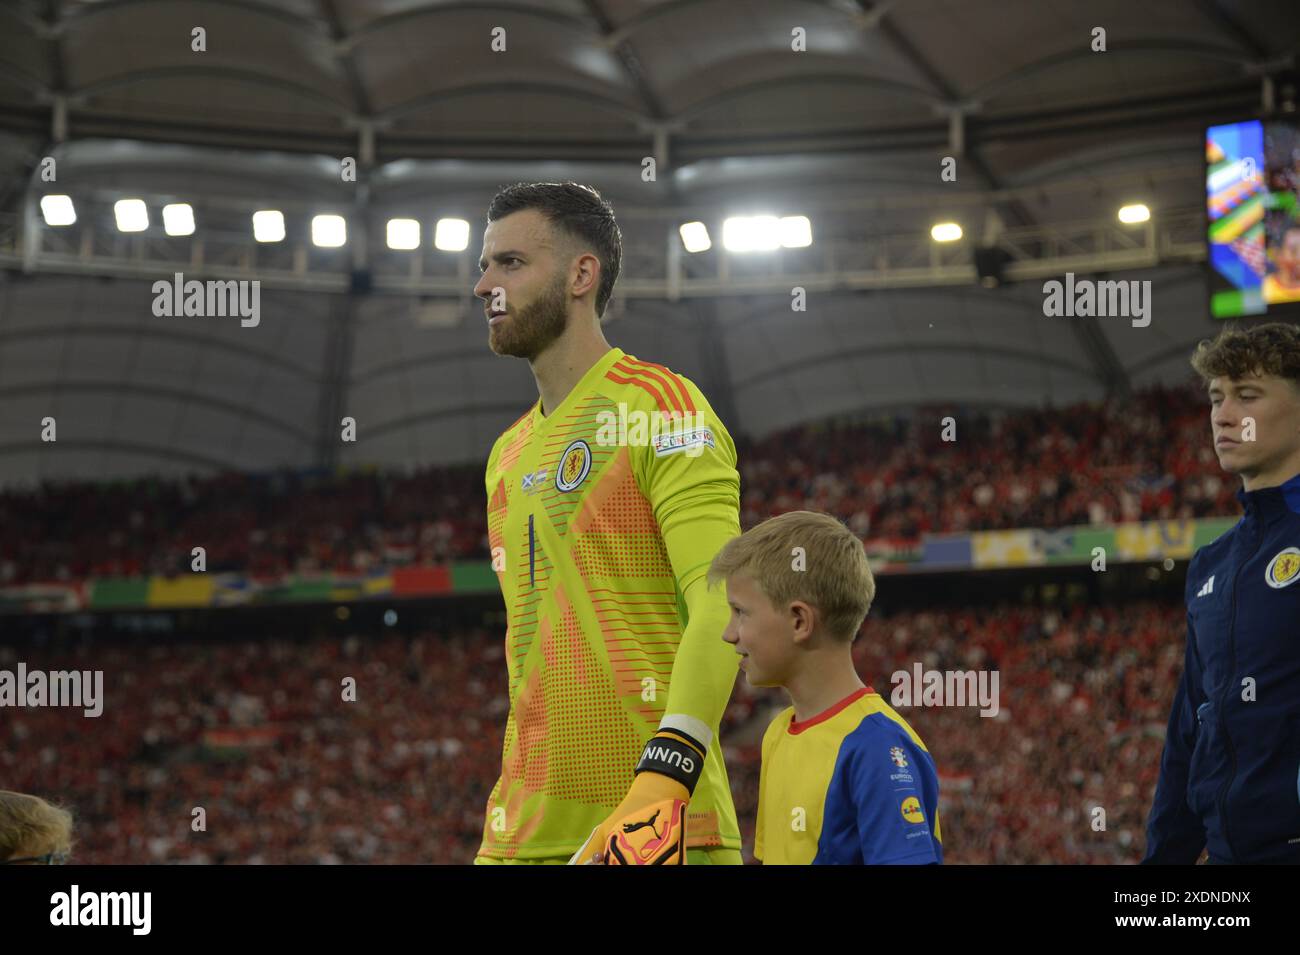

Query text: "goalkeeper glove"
[568, 728, 707, 865]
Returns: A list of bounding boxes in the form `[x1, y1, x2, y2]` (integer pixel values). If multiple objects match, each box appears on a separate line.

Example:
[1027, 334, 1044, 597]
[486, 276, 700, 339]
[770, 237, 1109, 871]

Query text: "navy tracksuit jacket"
[1144, 471, 1300, 864]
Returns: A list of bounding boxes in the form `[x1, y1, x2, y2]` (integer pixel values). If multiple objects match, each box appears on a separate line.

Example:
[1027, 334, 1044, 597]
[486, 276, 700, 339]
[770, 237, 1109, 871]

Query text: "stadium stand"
[0, 382, 1231, 587]
[3, 600, 1183, 864]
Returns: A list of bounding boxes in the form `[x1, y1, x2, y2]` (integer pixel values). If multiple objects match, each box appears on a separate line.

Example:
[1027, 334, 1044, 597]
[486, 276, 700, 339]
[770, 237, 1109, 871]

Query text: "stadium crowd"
[0, 383, 1234, 587]
[2, 600, 1184, 864]
[1, 378, 1220, 863]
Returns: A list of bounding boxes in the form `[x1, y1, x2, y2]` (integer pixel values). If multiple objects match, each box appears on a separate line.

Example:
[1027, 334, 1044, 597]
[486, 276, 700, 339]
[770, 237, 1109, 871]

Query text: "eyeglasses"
[1, 850, 69, 865]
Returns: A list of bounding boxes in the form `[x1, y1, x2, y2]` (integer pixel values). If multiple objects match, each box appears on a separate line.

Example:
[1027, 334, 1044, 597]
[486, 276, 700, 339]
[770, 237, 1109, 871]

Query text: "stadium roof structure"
[0, 0, 1296, 483]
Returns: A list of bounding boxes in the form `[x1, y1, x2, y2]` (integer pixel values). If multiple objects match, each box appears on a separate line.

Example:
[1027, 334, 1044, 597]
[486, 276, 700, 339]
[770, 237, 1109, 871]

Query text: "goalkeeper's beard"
[489, 273, 569, 360]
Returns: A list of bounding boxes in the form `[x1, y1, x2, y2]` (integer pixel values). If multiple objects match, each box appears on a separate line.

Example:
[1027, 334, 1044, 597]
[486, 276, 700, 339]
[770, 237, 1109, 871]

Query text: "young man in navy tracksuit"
[1144, 322, 1300, 865]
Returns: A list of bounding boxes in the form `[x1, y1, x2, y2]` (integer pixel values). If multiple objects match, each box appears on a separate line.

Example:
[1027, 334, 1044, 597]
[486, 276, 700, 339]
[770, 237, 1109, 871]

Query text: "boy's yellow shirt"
[756, 687, 943, 865]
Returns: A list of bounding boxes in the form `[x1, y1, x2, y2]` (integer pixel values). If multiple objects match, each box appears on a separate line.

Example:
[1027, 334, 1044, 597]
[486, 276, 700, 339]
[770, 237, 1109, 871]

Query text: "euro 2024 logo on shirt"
[888, 746, 914, 785]
[1265, 547, 1300, 589]
[555, 440, 592, 492]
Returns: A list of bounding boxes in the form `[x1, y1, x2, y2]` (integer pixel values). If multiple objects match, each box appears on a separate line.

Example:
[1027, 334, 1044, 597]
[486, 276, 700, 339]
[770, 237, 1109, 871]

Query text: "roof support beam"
[851, 0, 1130, 397]
[1191, 0, 1266, 60]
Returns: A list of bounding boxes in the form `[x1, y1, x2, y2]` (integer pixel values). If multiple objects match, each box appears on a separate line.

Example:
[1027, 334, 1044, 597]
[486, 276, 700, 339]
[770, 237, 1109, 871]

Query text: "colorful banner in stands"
[955, 518, 1236, 570]
[0, 582, 87, 613]
[202, 726, 283, 755]
[0, 517, 1243, 614]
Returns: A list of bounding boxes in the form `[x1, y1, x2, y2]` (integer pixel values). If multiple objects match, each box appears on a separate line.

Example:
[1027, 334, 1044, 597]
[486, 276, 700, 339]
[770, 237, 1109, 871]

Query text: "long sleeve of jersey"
[1143, 612, 1209, 864]
[633, 384, 742, 749]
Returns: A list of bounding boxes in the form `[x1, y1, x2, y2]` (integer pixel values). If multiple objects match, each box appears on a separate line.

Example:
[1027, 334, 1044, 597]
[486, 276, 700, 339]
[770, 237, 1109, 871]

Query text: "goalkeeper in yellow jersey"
[470, 182, 743, 865]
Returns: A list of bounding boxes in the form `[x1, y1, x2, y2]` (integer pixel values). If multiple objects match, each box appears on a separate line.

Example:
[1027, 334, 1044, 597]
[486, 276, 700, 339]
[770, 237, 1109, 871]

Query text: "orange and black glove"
[568, 729, 706, 865]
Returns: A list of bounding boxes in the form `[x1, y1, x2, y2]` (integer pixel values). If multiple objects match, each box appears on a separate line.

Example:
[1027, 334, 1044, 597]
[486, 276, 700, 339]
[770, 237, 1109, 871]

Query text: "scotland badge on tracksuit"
[1144, 472, 1300, 864]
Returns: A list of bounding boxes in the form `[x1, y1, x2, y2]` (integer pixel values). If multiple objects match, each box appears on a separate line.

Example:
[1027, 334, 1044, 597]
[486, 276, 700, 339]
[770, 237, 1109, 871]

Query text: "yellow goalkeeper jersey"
[477, 346, 743, 859]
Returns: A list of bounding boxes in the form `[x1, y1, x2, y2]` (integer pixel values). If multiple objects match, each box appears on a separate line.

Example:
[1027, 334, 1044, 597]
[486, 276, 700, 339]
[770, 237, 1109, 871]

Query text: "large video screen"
[1207, 118, 1300, 318]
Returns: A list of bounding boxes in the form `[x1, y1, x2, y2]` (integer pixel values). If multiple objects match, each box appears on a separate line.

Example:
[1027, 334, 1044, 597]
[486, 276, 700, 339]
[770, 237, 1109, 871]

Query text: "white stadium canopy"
[0, 0, 1295, 483]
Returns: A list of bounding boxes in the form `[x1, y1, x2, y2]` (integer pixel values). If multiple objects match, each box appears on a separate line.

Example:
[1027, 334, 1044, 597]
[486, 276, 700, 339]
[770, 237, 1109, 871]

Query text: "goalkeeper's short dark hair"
[705, 510, 876, 642]
[486, 182, 623, 319]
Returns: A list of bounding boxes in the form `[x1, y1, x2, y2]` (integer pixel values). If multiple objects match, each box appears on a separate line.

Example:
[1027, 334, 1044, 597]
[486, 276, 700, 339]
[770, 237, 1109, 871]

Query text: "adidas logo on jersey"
[1196, 575, 1215, 598]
